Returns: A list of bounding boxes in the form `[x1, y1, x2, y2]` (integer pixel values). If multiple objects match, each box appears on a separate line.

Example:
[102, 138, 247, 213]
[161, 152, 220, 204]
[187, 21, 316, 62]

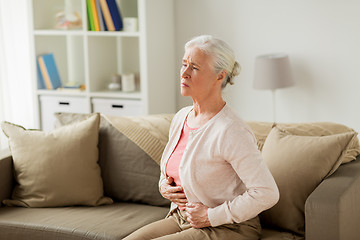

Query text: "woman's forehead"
[183, 47, 209, 64]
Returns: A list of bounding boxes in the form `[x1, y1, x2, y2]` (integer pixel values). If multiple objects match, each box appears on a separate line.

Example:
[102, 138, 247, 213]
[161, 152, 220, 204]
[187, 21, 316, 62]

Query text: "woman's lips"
[181, 82, 189, 87]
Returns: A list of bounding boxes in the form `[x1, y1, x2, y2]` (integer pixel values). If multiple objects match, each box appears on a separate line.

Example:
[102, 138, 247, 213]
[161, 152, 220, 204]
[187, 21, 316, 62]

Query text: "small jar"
[107, 74, 121, 91]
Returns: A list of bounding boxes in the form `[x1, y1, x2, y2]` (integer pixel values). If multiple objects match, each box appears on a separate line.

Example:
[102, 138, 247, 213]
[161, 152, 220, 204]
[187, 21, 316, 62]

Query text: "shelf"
[37, 89, 142, 100]
[37, 89, 87, 97]
[34, 30, 140, 37]
[86, 31, 140, 37]
[31, 0, 176, 130]
[90, 91, 142, 99]
[34, 29, 84, 36]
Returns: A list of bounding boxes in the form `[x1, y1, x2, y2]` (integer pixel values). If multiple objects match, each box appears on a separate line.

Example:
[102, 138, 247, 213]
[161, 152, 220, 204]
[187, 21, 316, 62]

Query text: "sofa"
[0, 112, 360, 240]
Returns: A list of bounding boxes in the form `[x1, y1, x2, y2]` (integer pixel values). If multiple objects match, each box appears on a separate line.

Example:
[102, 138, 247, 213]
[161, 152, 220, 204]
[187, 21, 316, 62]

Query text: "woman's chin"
[180, 89, 190, 97]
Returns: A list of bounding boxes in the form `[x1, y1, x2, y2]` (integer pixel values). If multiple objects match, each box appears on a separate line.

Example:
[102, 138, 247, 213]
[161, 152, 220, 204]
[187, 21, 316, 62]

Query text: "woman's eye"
[193, 67, 198, 70]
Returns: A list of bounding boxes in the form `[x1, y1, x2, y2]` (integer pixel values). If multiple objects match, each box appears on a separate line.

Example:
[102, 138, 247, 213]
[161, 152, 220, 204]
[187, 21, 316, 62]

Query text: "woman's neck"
[192, 99, 225, 116]
[187, 96, 226, 128]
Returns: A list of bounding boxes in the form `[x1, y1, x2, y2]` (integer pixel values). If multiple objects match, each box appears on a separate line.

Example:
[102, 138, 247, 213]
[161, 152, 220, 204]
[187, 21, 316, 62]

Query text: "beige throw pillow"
[1, 114, 113, 207]
[276, 122, 360, 164]
[260, 127, 357, 235]
[246, 121, 360, 165]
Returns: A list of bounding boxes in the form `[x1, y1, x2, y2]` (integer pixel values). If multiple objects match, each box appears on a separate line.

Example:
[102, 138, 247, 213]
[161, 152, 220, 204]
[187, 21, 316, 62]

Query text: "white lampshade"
[253, 54, 294, 90]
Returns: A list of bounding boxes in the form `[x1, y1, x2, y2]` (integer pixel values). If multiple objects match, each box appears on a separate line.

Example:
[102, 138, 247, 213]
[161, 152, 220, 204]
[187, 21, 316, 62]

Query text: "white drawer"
[92, 98, 143, 116]
[40, 95, 89, 131]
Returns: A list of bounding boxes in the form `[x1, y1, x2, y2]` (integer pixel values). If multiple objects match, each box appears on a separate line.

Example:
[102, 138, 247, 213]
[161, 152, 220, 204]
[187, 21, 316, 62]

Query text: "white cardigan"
[159, 105, 279, 227]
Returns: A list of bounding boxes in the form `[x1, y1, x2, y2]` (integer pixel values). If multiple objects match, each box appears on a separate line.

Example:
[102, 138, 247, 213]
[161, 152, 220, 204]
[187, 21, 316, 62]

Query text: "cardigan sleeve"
[207, 123, 279, 227]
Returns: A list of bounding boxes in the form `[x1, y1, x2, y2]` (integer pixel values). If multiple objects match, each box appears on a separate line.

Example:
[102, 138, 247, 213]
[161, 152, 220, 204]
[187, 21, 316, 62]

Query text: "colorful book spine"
[37, 53, 62, 90]
[101, 10, 108, 31]
[106, 0, 123, 31]
[95, 0, 105, 31]
[86, 0, 95, 31]
[99, 0, 115, 31]
[90, 0, 100, 31]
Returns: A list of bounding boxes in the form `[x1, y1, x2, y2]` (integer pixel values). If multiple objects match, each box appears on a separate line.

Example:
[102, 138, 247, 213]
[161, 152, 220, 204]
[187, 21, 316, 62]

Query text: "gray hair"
[185, 35, 241, 88]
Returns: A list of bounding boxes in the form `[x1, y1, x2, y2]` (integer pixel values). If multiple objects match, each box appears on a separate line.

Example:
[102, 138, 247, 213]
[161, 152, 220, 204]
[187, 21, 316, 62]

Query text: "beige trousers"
[123, 208, 262, 240]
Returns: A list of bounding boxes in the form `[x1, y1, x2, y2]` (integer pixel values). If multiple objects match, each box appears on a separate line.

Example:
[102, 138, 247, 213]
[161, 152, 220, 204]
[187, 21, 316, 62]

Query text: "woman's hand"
[160, 177, 188, 207]
[185, 202, 211, 228]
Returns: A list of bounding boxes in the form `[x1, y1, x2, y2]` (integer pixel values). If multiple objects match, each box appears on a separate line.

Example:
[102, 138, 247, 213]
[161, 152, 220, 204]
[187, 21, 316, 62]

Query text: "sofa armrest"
[0, 148, 13, 205]
[305, 156, 360, 240]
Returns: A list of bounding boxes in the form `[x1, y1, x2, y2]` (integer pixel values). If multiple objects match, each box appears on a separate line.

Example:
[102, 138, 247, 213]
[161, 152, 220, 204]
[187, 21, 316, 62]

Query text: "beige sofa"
[0, 113, 360, 240]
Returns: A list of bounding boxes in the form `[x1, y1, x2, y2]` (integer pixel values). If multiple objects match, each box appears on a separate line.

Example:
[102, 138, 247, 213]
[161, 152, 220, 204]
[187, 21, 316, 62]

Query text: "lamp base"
[272, 89, 276, 123]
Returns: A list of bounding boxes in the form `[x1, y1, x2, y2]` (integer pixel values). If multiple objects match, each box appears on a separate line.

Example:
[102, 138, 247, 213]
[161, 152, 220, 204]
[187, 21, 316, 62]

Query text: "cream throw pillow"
[260, 127, 357, 235]
[276, 122, 360, 164]
[246, 121, 360, 164]
[1, 114, 113, 207]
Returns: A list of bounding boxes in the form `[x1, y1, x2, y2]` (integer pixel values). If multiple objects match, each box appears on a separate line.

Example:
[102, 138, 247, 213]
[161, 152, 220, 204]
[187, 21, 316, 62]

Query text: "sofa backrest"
[0, 149, 13, 205]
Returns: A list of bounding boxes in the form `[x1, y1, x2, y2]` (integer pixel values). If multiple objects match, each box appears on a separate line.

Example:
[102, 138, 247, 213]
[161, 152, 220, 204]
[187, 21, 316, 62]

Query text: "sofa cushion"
[261, 228, 304, 240]
[246, 122, 274, 151]
[276, 122, 360, 164]
[0, 149, 12, 207]
[246, 122, 360, 164]
[104, 114, 173, 165]
[1, 114, 112, 207]
[260, 126, 357, 235]
[0, 202, 169, 240]
[54, 113, 171, 207]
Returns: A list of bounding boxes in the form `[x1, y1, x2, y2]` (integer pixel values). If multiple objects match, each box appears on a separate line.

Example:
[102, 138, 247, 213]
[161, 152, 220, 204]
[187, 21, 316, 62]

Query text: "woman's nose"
[181, 66, 190, 78]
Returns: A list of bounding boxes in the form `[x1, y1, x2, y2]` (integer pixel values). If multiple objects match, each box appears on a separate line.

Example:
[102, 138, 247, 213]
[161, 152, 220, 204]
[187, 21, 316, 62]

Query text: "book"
[95, 0, 105, 31]
[101, 9, 108, 31]
[86, 0, 95, 31]
[99, 0, 115, 31]
[37, 56, 52, 89]
[106, 0, 123, 31]
[37, 53, 62, 90]
[36, 61, 46, 89]
[90, 0, 100, 31]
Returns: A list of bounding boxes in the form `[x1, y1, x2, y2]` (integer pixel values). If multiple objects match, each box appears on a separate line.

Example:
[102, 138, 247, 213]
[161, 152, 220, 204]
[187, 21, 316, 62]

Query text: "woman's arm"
[207, 125, 279, 227]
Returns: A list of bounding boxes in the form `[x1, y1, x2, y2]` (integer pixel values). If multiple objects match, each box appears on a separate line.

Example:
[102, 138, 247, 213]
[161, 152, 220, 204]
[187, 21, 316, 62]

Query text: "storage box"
[92, 98, 143, 117]
[40, 95, 90, 131]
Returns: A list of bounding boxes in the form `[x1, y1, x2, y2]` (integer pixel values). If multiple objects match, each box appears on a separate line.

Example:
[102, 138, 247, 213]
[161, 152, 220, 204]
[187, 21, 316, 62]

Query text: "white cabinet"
[92, 98, 142, 116]
[40, 95, 90, 132]
[30, 0, 176, 130]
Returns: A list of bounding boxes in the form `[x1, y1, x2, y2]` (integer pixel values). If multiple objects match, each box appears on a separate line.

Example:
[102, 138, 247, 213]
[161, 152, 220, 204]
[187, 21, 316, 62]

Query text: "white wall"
[174, 0, 360, 131]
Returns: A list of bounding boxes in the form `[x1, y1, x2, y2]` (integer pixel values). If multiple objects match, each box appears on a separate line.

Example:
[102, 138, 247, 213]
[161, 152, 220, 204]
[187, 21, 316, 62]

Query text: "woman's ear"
[217, 70, 227, 82]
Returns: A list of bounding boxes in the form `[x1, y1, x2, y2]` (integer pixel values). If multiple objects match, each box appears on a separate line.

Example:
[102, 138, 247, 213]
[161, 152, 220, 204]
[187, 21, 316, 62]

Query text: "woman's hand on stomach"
[160, 177, 188, 207]
[185, 202, 211, 228]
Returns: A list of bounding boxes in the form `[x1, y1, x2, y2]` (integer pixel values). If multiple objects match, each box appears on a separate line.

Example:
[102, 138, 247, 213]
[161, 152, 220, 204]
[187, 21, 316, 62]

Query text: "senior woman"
[124, 35, 279, 240]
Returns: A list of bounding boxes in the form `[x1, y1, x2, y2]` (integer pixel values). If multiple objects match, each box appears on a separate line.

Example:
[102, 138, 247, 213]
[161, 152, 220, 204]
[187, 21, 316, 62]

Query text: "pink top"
[166, 120, 198, 187]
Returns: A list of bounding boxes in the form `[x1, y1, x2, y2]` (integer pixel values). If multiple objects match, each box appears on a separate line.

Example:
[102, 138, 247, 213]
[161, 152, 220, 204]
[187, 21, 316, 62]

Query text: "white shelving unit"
[29, 0, 176, 131]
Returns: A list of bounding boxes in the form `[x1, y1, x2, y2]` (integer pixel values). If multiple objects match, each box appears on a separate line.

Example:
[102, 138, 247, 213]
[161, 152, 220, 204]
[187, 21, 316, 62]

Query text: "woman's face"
[180, 46, 224, 99]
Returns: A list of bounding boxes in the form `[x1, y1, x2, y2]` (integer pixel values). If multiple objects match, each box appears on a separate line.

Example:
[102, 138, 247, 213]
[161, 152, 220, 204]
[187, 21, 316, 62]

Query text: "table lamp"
[253, 54, 294, 122]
